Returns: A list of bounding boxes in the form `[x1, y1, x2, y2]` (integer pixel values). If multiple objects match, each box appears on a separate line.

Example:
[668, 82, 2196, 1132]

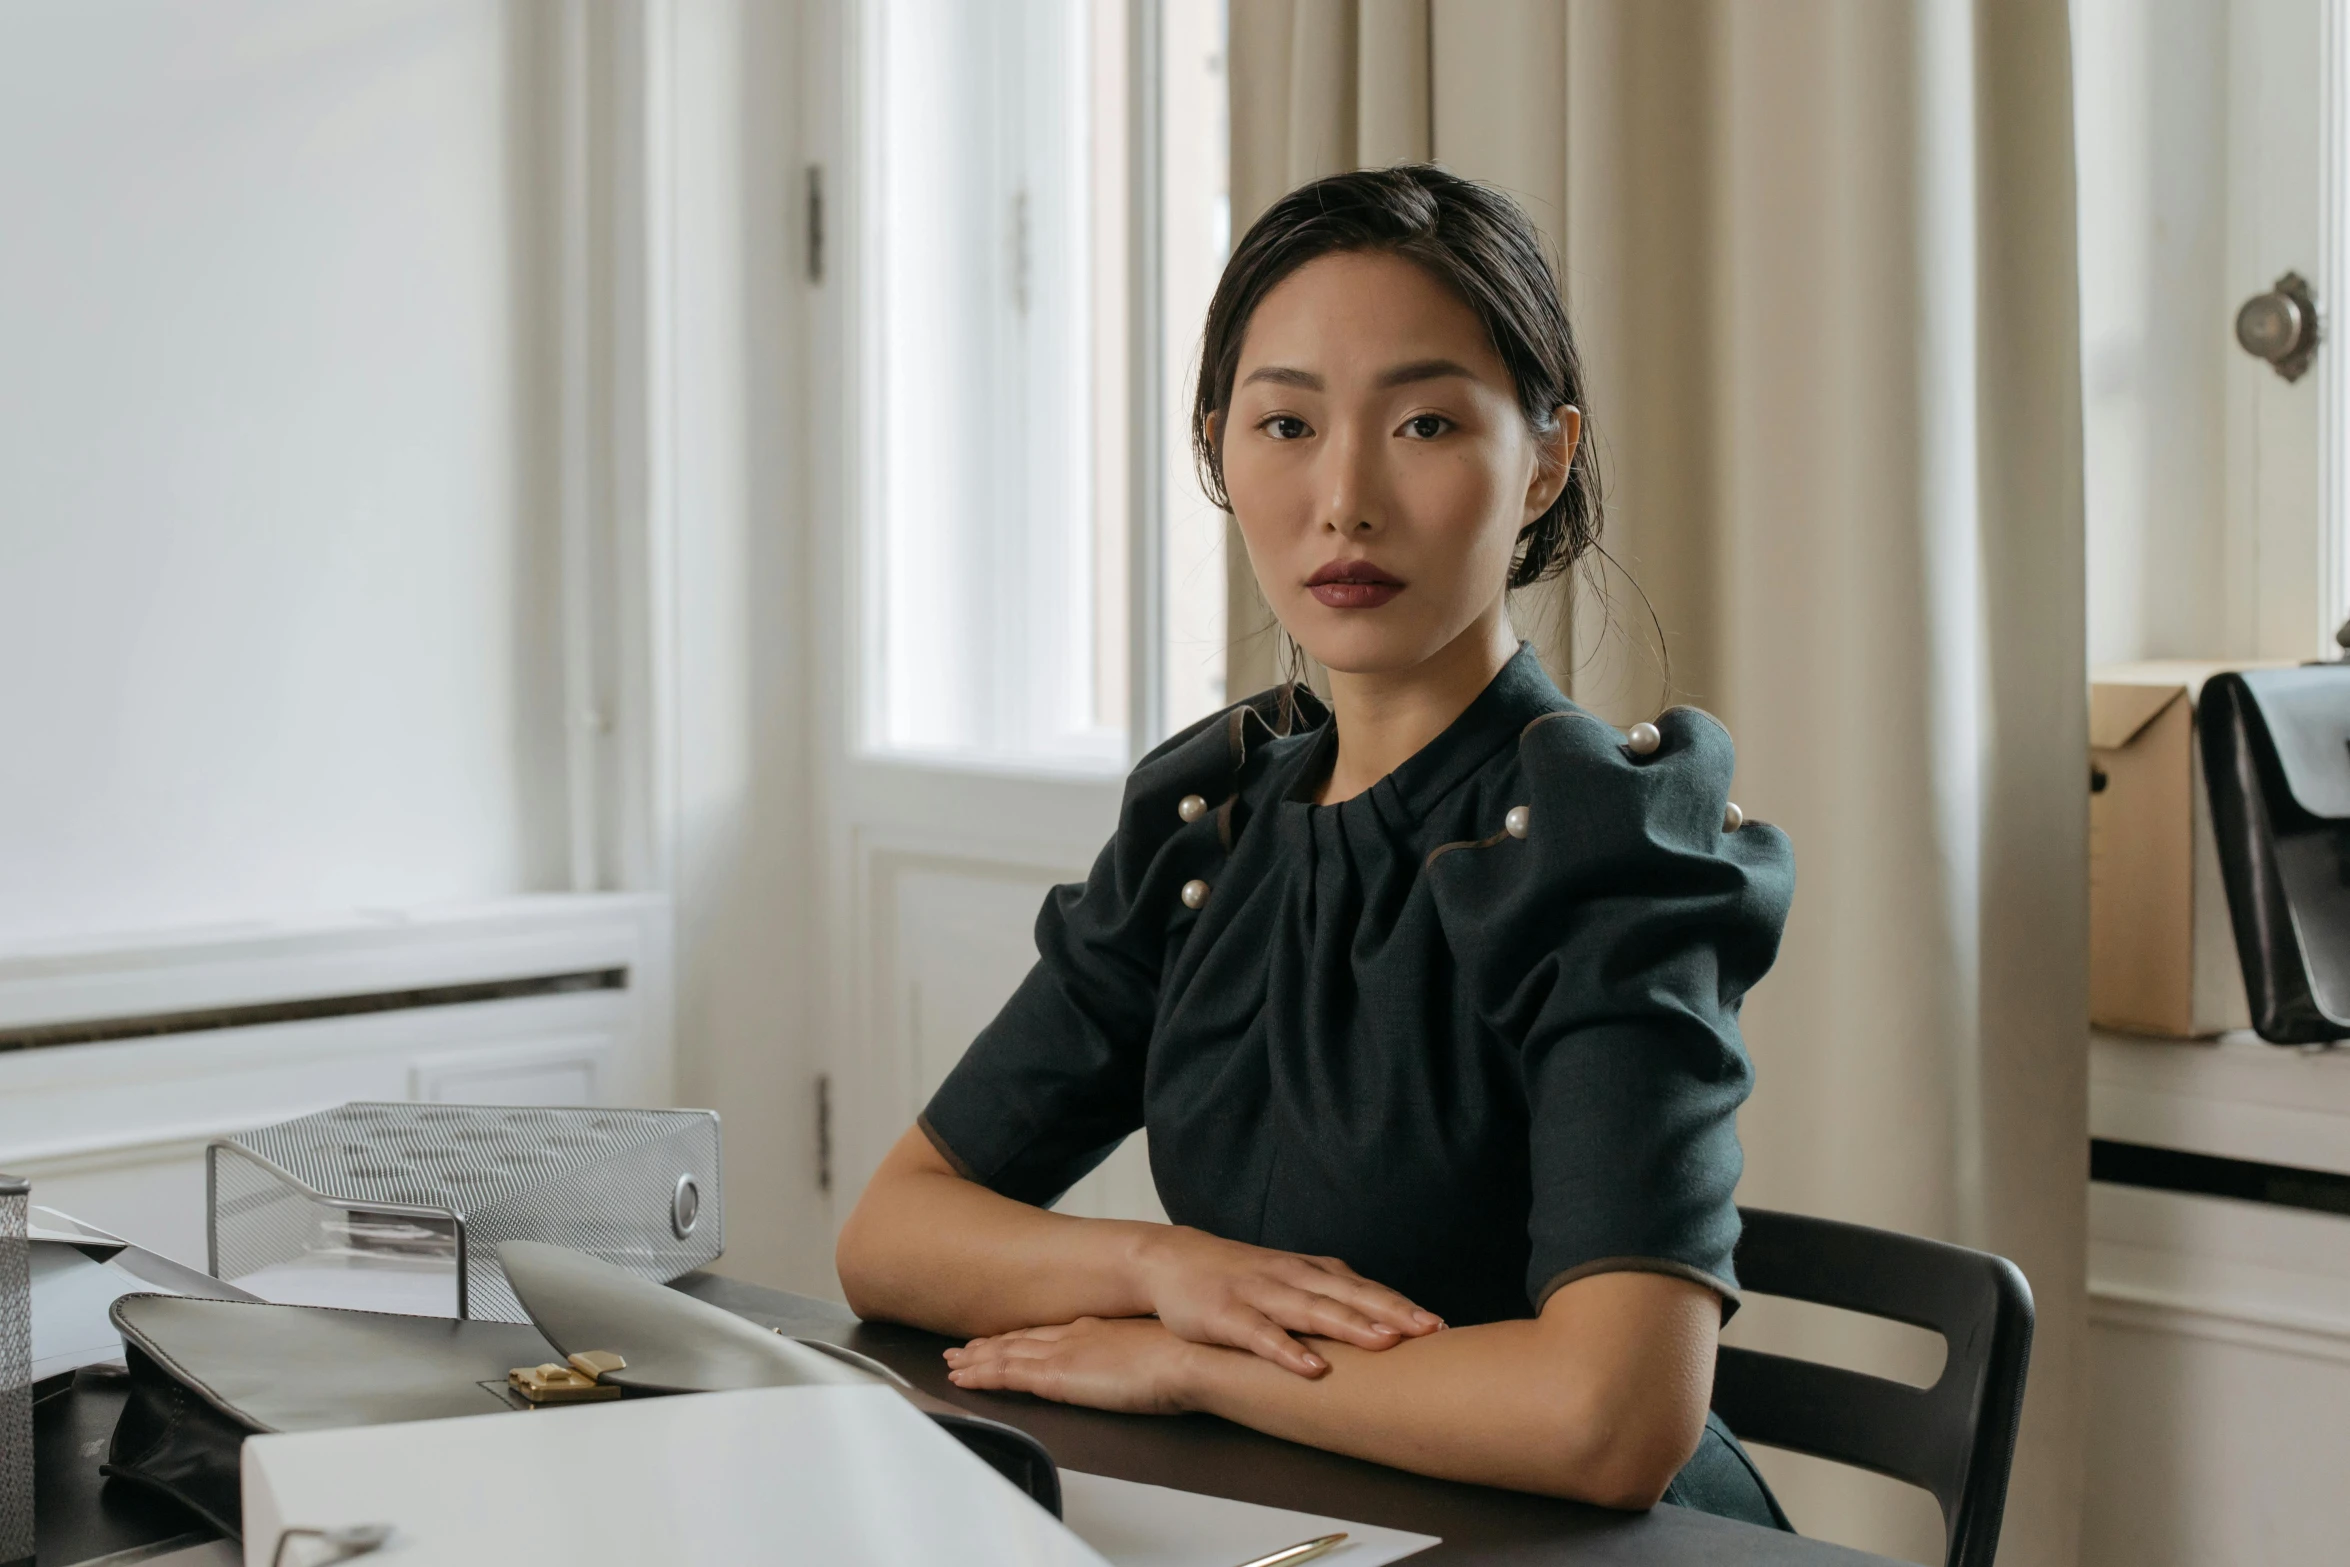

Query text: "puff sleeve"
[916, 699, 1269, 1207]
[1430, 708, 1795, 1312]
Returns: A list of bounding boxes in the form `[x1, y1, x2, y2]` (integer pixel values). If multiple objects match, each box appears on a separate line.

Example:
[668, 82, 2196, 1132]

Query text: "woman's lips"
[1305, 559, 1405, 610]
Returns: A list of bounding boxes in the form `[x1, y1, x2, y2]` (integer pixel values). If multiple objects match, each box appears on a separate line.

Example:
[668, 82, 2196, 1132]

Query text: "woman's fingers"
[948, 1320, 1074, 1359]
[1205, 1305, 1326, 1376]
[1250, 1281, 1409, 1350]
[1275, 1258, 1443, 1336]
[948, 1340, 1056, 1395]
[1245, 1318, 1328, 1377]
[940, 1318, 1197, 1416]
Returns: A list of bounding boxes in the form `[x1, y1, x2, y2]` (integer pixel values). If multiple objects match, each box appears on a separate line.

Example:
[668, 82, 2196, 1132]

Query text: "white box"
[241, 1384, 1105, 1567]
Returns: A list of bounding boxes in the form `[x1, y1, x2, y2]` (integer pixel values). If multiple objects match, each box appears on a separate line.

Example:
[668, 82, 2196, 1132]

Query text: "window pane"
[866, 0, 1120, 767]
[862, 0, 1227, 766]
[1161, 0, 1229, 731]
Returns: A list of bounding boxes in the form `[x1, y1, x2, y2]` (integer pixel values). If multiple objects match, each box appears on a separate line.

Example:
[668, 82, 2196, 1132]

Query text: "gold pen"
[1230, 1532, 1348, 1567]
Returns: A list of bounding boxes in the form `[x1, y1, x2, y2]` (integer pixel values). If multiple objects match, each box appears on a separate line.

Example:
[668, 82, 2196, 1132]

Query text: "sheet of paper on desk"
[240, 1384, 1111, 1567]
[131, 1543, 238, 1566]
[30, 1240, 142, 1381]
[1059, 1470, 1438, 1567]
[31, 1210, 266, 1380]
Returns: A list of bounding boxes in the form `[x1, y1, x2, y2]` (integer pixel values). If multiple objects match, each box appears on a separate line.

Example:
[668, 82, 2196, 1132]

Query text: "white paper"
[127, 1541, 239, 1566]
[230, 1255, 458, 1317]
[1058, 1470, 1438, 1567]
[241, 1384, 1112, 1567]
[31, 1206, 129, 1255]
[30, 1240, 142, 1381]
[30, 1213, 264, 1380]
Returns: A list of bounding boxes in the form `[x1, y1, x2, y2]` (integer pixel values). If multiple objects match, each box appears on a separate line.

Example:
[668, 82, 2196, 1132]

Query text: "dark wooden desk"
[676, 1274, 1906, 1567]
[33, 1370, 216, 1567]
[33, 1275, 1908, 1566]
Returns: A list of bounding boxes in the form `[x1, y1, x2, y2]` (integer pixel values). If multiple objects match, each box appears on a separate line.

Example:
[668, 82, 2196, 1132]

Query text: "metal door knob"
[2236, 272, 2320, 382]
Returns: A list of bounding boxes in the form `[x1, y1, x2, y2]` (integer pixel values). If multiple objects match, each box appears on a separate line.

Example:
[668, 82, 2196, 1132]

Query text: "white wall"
[0, 0, 562, 944]
[0, 0, 839, 1297]
[2074, 0, 2233, 666]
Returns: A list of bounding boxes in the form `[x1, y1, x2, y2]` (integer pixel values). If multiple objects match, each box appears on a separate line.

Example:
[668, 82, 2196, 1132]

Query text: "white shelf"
[2088, 1026, 2350, 1349]
[2090, 1028, 2350, 1176]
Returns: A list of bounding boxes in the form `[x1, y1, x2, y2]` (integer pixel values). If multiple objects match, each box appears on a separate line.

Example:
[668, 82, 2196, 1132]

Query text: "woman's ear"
[1525, 405, 1580, 521]
[1203, 408, 1222, 451]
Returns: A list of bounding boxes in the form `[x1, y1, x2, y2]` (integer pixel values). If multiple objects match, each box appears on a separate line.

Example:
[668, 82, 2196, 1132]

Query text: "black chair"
[1711, 1207, 2035, 1567]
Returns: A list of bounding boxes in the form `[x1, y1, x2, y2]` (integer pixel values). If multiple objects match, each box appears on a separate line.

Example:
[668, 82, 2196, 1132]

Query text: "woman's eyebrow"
[1238, 358, 1478, 391]
[1377, 357, 1477, 388]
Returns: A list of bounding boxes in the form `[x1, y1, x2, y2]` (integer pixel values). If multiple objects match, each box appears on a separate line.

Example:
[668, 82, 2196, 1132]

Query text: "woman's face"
[1216, 250, 1576, 678]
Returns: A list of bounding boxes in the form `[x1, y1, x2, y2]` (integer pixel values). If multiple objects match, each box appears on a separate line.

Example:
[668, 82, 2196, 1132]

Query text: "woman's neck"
[1315, 605, 1519, 806]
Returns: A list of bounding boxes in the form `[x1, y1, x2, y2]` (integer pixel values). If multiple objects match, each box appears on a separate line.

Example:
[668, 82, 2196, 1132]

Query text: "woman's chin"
[1290, 622, 1454, 680]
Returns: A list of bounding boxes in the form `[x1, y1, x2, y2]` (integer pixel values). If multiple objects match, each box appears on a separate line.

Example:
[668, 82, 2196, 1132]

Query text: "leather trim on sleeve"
[1533, 1255, 1742, 1318]
[1424, 828, 1511, 872]
[916, 1114, 983, 1183]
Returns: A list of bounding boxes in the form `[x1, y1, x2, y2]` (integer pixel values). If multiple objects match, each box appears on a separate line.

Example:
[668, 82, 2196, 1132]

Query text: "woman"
[836, 165, 1795, 1526]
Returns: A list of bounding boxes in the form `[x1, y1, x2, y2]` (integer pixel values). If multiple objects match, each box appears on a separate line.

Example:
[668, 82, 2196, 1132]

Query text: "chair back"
[1711, 1207, 2034, 1567]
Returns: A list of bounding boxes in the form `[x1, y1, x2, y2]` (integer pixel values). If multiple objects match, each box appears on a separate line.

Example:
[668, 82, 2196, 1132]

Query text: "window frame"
[846, 0, 1173, 776]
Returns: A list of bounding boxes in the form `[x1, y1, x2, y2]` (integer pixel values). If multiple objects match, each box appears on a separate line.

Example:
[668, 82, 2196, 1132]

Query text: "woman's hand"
[945, 1317, 1211, 1415]
[1129, 1226, 1440, 1377]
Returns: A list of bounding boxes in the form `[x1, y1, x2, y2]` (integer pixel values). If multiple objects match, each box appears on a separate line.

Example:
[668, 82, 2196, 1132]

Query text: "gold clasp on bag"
[508, 1350, 627, 1404]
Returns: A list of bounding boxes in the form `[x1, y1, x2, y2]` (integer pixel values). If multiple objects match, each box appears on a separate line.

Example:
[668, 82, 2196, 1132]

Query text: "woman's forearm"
[1178, 1275, 1716, 1509]
[835, 1128, 1156, 1336]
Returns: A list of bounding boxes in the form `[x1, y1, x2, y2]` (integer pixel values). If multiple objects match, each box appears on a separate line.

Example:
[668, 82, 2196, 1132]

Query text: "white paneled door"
[820, 776, 1166, 1229]
[803, 0, 1233, 1234]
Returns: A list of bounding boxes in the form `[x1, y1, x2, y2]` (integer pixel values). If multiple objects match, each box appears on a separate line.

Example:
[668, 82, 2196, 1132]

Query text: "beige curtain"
[1228, 4, 2088, 1564]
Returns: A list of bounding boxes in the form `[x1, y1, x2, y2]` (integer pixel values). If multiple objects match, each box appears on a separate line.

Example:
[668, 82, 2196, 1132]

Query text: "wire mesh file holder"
[207, 1104, 724, 1323]
[1, 1173, 30, 1567]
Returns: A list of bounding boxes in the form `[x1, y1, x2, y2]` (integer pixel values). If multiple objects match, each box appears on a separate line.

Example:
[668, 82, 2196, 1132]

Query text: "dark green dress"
[922, 645, 1797, 1527]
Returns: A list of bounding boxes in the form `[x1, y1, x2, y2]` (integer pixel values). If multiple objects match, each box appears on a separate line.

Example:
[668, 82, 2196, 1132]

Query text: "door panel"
[806, 0, 1186, 1247]
[890, 859, 1061, 1108]
[828, 774, 1166, 1229]
[876, 850, 1166, 1223]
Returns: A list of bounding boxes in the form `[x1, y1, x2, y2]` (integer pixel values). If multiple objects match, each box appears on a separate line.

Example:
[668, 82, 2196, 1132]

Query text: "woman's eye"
[1260, 415, 1311, 440]
[1401, 414, 1452, 439]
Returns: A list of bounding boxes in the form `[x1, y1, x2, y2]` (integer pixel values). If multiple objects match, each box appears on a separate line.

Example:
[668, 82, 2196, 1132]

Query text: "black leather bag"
[105, 1300, 556, 1537]
[106, 1247, 1061, 1539]
[2198, 666, 2350, 1042]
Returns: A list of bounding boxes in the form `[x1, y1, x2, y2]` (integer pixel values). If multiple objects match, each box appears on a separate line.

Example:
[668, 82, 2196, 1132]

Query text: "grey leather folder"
[106, 1242, 1060, 1538]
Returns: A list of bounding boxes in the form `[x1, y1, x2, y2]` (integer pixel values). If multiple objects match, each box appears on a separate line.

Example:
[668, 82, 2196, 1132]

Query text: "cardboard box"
[2089, 662, 2285, 1037]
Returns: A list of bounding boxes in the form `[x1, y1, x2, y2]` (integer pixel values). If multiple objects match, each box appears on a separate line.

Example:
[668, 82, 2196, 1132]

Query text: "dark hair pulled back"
[1191, 164, 1600, 589]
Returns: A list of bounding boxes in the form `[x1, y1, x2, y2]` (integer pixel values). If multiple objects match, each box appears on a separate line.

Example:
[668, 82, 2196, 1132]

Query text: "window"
[1159, 0, 1233, 738]
[861, 0, 1228, 771]
[2074, 0, 2348, 665]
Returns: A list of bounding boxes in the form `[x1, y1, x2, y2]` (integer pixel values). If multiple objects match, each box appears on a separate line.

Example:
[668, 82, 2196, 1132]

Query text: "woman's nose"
[1317, 428, 1382, 534]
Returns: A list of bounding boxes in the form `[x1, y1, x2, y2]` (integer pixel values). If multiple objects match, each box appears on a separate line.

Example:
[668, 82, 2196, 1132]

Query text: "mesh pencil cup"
[1, 1174, 31, 1567]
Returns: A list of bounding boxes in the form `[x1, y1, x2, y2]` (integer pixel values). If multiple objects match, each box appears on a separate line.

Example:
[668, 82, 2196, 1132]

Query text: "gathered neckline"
[1272, 643, 1574, 824]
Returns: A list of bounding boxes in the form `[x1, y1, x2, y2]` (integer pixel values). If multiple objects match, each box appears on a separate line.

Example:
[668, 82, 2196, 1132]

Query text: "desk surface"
[35, 1274, 1907, 1567]
[676, 1273, 1904, 1567]
[34, 1371, 215, 1567]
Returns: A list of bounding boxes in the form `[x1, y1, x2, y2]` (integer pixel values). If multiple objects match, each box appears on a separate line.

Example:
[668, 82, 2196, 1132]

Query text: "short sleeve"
[919, 695, 1294, 1207]
[1431, 707, 1795, 1313]
[916, 851, 1152, 1207]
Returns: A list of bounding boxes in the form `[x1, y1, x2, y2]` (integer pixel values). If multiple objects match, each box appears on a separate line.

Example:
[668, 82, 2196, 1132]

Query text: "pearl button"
[1723, 801, 1744, 832]
[1180, 879, 1210, 910]
[1627, 722, 1661, 756]
[1177, 794, 1207, 823]
[1504, 805, 1530, 839]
